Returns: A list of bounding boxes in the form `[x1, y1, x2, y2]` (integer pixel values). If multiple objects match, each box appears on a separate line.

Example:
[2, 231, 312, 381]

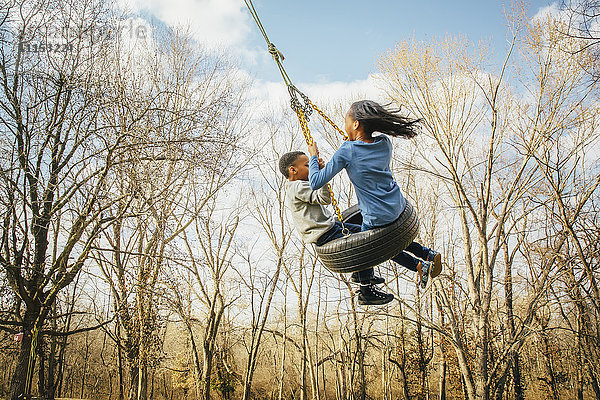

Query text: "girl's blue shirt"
[308, 135, 406, 228]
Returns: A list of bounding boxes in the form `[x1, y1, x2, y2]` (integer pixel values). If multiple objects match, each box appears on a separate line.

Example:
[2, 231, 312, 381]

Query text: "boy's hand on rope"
[308, 141, 319, 157]
[318, 158, 325, 169]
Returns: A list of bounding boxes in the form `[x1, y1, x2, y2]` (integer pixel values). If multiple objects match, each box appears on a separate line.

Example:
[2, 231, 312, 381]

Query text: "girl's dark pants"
[362, 220, 433, 273]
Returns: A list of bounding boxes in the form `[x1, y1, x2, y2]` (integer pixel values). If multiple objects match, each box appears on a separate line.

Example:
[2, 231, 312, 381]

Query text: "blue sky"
[119, 0, 557, 95]
[243, 0, 556, 83]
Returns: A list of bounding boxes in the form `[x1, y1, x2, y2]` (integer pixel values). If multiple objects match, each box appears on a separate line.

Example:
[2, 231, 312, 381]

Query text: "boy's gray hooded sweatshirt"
[285, 180, 335, 244]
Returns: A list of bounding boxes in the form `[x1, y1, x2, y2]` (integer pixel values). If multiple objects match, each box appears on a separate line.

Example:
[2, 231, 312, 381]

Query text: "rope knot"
[268, 42, 285, 61]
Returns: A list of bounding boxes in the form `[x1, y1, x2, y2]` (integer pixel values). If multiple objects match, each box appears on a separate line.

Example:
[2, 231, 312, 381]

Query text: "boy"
[279, 151, 394, 305]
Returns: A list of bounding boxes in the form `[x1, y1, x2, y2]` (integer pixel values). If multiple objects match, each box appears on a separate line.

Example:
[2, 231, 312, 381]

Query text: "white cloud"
[248, 74, 386, 112]
[533, 0, 600, 40]
[117, 0, 251, 49]
[300, 75, 384, 103]
[113, 0, 388, 100]
[531, 2, 562, 22]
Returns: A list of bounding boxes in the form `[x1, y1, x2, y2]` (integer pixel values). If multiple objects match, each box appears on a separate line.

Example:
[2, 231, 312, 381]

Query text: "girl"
[308, 100, 442, 303]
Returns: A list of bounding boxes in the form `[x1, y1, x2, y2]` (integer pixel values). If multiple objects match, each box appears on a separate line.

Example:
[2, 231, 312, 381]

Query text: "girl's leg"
[391, 251, 432, 288]
[406, 241, 442, 279]
[404, 241, 433, 260]
[390, 251, 420, 272]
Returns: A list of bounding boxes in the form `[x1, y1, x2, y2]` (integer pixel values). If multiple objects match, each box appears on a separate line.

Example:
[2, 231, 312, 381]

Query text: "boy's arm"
[294, 181, 332, 205]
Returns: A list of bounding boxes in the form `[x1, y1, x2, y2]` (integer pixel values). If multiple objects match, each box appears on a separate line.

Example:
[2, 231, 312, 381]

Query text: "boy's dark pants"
[317, 222, 433, 282]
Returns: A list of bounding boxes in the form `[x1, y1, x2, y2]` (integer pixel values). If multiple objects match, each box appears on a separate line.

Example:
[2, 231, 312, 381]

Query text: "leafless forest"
[1, 1, 600, 399]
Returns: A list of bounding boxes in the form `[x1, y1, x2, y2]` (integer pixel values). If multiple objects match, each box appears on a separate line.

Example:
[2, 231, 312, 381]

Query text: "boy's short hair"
[279, 151, 305, 178]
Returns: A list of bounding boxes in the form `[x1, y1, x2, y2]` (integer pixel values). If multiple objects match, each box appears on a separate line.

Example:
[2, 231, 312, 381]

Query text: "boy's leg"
[317, 222, 359, 246]
[351, 267, 385, 285]
[347, 223, 385, 284]
[357, 283, 394, 305]
[319, 222, 392, 304]
[353, 264, 392, 305]
[343, 223, 362, 234]
[355, 267, 375, 282]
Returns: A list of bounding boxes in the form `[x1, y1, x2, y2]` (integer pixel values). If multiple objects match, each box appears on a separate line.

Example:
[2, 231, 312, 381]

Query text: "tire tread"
[316, 201, 420, 273]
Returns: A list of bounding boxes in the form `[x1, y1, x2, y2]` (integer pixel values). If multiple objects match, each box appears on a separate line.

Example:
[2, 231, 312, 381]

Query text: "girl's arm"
[308, 144, 351, 190]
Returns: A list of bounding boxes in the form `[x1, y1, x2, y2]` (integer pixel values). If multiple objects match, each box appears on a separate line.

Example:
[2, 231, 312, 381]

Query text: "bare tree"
[237, 160, 288, 400]
[94, 29, 250, 400]
[528, 37, 600, 395]
[559, 0, 600, 79]
[376, 6, 599, 399]
[0, 0, 130, 397]
[166, 195, 243, 400]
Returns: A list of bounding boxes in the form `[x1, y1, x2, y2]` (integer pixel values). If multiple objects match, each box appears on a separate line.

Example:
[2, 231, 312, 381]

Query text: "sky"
[244, 0, 556, 83]
[119, 0, 558, 91]
[105, 0, 568, 297]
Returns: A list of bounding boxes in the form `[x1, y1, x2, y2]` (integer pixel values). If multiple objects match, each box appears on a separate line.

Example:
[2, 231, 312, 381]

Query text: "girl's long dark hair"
[348, 100, 420, 138]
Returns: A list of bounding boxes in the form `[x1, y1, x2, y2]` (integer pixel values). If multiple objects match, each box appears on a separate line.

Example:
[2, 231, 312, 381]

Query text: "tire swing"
[244, 0, 420, 273]
[316, 203, 419, 273]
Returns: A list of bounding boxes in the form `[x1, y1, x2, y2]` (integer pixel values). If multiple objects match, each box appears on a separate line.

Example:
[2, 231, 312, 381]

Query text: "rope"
[310, 101, 348, 140]
[296, 109, 348, 235]
[243, 0, 349, 233]
[243, 0, 293, 86]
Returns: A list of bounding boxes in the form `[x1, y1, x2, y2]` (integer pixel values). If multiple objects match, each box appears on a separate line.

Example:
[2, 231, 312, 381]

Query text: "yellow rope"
[244, 0, 349, 233]
[296, 109, 347, 233]
[310, 101, 348, 140]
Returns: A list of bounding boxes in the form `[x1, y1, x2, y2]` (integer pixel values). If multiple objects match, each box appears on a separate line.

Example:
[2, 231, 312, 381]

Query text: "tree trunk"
[241, 255, 282, 400]
[10, 309, 40, 400]
[474, 314, 489, 400]
[80, 334, 89, 399]
[277, 298, 287, 400]
[357, 335, 366, 400]
[588, 364, 600, 400]
[301, 345, 307, 400]
[577, 366, 584, 400]
[128, 366, 139, 400]
[577, 307, 584, 400]
[307, 343, 320, 400]
[183, 320, 202, 398]
[538, 325, 559, 400]
[336, 339, 347, 400]
[117, 349, 124, 400]
[117, 323, 125, 400]
[46, 333, 58, 399]
[439, 347, 447, 400]
[416, 294, 427, 399]
[137, 364, 148, 400]
[512, 353, 524, 400]
[38, 336, 46, 400]
[202, 345, 213, 400]
[437, 301, 447, 400]
[503, 242, 524, 400]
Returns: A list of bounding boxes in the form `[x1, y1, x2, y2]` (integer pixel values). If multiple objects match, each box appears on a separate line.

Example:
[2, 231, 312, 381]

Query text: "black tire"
[316, 201, 419, 273]
[337, 204, 362, 225]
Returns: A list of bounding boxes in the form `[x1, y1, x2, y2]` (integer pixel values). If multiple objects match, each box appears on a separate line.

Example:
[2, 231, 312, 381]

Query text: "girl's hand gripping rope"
[307, 141, 319, 157]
